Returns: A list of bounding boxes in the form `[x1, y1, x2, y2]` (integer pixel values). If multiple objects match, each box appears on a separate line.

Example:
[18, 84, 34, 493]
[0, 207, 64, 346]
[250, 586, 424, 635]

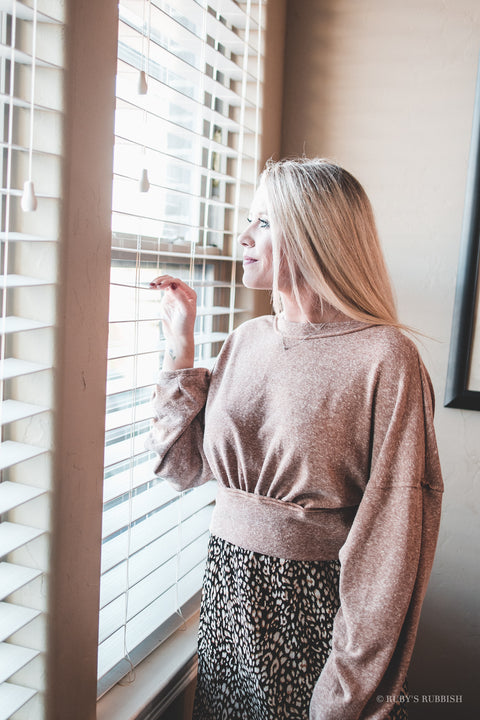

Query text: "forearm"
[146, 366, 212, 488]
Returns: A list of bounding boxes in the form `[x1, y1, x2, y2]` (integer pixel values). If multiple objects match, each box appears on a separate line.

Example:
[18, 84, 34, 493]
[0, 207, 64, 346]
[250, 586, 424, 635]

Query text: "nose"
[238, 224, 254, 247]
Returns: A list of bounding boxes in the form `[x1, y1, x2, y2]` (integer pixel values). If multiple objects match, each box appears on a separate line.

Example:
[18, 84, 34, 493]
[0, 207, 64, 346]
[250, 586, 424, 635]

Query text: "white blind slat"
[110, 280, 238, 290]
[103, 433, 151, 471]
[101, 482, 217, 574]
[0, 481, 45, 514]
[0, 643, 39, 684]
[0, 603, 41, 643]
[0, 146, 61, 163]
[100, 506, 213, 609]
[101, 479, 177, 538]
[0, 43, 61, 69]
[97, 584, 178, 681]
[0, 683, 36, 720]
[0, 0, 59, 23]
[100, 557, 206, 677]
[110, 239, 236, 261]
[109, 304, 242, 324]
[204, 6, 253, 52]
[103, 459, 154, 504]
[104, 401, 153, 434]
[113, 145, 248, 190]
[0, 563, 42, 601]
[0, 358, 50, 381]
[0, 400, 48, 425]
[111, 175, 234, 215]
[106, 355, 217, 397]
[115, 77, 251, 141]
[119, 7, 248, 82]
[0, 91, 59, 113]
[0, 274, 51, 288]
[117, 34, 252, 110]
[0, 523, 44, 557]
[0, 441, 46, 471]
[0, 316, 51, 334]
[105, 336, 225, 387]
[99, 530, 208, 644]
[0, 186, 59, 200]
[0, 232, 57, 242]
[208, 0, 259, 28]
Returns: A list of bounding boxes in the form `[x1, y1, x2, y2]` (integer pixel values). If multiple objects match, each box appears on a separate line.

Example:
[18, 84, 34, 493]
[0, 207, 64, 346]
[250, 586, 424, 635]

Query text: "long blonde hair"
[261, 157, 401, 327]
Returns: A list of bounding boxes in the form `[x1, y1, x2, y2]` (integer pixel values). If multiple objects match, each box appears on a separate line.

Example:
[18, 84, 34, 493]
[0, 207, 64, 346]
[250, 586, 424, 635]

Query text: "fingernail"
[170, 282, 177, 290]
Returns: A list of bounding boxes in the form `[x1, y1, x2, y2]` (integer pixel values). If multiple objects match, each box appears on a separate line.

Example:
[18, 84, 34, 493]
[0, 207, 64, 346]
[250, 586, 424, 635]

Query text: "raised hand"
[150, 275, 197, 370]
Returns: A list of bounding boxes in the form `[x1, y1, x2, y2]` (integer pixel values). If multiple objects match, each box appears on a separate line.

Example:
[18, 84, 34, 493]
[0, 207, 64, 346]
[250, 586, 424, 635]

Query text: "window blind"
[0, 0, 64, 718]
[98, 0, 265, 695]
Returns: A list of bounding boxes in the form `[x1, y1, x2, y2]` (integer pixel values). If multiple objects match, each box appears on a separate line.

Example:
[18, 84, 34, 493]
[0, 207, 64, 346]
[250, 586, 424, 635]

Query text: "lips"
[243, 256, 258, 265]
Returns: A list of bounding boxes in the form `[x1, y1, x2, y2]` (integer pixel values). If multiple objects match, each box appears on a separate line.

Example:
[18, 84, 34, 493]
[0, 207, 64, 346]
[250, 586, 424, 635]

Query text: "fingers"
[149, 275, 196, 300]
[149, 274, 178, 289]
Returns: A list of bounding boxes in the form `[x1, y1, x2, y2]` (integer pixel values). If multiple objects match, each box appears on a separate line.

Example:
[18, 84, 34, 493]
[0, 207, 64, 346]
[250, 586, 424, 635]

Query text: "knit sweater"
[146, 314, 443, 720]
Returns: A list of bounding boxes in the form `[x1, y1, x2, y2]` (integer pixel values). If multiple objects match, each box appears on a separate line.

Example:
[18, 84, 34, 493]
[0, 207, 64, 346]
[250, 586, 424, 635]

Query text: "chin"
[242, 273, 271, 290]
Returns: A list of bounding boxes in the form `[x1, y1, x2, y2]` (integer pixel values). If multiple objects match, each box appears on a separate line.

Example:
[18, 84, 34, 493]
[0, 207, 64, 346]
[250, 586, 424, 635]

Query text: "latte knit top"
[146, 314, 443, 720]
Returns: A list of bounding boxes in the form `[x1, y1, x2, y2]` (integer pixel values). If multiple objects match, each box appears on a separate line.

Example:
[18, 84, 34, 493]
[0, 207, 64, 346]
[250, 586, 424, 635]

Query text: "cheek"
[263, 244, 273, 270]
[259, 235, 273, 266]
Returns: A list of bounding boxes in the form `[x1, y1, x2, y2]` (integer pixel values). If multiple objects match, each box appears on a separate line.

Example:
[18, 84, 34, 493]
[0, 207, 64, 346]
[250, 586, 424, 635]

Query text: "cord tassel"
[21, 179, 38, 212]
[139, 168, 150, 192]
[137, 70, 148, 95]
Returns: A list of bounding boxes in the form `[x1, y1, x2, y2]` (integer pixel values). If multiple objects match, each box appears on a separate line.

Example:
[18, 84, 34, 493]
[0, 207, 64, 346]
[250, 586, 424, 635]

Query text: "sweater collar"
[274, 313, 374, 339]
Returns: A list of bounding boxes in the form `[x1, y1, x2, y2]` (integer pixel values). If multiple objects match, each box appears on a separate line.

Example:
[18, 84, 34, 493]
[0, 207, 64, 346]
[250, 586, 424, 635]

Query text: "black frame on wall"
[445, 56, 480, 411]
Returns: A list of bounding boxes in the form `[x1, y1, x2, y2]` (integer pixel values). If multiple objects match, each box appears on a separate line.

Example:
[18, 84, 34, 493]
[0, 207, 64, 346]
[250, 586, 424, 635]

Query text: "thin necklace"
[275, 315, 327, 351]
[280, 330, 326, 351]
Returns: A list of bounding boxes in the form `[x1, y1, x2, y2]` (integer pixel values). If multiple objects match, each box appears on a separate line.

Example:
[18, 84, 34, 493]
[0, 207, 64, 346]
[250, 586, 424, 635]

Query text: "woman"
[147, 158, 443, 720]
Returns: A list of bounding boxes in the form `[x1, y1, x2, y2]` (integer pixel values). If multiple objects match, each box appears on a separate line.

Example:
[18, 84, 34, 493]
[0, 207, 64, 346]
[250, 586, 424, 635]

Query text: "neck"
[280, 290, 345, 323]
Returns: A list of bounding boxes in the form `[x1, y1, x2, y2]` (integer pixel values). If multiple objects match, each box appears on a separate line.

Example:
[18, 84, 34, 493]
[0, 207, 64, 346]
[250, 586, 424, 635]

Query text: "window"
[0, 0, 64, 717]
[98, 0, 265, 696]
[0, 1, 273, 716]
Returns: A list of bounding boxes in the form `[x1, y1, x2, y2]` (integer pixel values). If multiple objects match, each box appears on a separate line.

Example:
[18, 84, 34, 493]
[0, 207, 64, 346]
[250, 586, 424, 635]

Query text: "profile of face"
[238, 181, 275, 290]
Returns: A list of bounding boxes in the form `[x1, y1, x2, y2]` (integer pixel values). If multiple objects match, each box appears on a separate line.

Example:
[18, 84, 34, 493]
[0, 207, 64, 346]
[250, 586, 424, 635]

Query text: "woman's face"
[238, 182, 275, 290]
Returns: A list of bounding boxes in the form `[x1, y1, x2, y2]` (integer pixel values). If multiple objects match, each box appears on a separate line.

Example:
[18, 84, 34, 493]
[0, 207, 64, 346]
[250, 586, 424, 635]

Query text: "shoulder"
[233, 314, 275, 336]
[346, 324, 433, 398]
[224, 315, 275, 347]
[212, 315, 275, 371]
[352, 324, 422, 369]
[359, 325, 436, 407]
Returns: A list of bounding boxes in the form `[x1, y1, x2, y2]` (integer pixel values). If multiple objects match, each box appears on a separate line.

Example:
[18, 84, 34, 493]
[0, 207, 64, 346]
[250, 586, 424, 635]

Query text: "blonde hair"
[261, 157, 401, 328]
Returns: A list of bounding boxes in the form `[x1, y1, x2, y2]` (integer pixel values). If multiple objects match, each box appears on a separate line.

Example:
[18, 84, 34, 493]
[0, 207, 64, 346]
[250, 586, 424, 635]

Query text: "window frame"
[47, 1, 118, 718]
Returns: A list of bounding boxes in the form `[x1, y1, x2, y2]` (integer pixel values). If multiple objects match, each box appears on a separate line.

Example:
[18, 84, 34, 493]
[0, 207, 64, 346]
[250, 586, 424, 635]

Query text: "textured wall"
[281, 1, 480, 717]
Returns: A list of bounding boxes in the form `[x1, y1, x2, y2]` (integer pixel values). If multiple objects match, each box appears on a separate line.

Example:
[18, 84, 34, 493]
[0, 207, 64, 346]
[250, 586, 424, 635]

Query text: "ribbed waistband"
[210, 485, 358, 561]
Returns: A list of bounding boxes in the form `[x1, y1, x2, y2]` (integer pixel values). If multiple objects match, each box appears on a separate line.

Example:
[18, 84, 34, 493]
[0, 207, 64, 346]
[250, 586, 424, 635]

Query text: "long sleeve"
[310, 350, 443, 720]
[145, 367, 214, 491]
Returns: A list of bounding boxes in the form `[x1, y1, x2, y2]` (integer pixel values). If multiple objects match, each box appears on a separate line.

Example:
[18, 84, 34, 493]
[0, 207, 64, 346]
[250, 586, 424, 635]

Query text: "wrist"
[162, 338, 195, 370]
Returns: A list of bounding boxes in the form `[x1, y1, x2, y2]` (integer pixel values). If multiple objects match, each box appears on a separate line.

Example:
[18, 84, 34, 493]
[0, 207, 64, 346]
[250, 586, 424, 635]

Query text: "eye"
[246, 217, 252, 224]
[259, 218, 270, 229]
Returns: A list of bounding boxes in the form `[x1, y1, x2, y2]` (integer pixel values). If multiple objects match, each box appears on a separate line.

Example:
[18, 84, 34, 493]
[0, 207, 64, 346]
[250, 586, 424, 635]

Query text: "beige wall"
[281, 1, 480, 716]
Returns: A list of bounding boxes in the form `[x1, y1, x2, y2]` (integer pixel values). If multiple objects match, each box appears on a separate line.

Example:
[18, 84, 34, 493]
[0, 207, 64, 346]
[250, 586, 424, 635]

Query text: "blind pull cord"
[21, 0, 38, 212]
[1, 0, 18, 431]
[138, 0, 150, 191]
[119, 236, 143, 686]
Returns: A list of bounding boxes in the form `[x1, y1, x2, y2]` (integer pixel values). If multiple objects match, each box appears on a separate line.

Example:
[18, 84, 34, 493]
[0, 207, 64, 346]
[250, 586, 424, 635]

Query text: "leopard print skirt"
[192, 534, 408, 720]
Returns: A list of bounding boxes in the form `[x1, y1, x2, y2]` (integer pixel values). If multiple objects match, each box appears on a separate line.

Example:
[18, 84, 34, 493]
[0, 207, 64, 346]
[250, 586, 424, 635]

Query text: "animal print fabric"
[192, 535, 408, 720]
